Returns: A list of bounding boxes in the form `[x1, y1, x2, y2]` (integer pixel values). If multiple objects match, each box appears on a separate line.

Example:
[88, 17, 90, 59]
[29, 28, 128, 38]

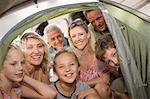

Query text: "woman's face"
[103, 47, 119, 68]
[69, 26, 90, 50]
[55, 53, 79, 84]
[2, 47, 25, 82]
[24, 38, 45, 66]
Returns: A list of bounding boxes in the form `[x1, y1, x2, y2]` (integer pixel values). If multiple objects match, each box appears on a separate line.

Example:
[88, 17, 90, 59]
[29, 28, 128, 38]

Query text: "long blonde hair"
[20, 32, 50, 81]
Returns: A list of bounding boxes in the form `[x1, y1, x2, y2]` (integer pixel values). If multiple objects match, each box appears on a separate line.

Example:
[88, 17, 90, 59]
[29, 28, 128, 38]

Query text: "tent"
[0, 0, 149, 98]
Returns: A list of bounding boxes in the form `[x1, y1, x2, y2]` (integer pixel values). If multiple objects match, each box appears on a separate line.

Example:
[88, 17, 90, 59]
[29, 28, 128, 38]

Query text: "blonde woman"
[20, 32, 51, 84]
[68, 18, 111, 99]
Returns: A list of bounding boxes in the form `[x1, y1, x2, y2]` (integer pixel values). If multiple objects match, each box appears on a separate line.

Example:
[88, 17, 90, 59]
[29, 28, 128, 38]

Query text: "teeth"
[76, 42, 83, 45]
[65, 73, 73, 77]
[32, 56, 41, 60]
[16, 73, 23, 77]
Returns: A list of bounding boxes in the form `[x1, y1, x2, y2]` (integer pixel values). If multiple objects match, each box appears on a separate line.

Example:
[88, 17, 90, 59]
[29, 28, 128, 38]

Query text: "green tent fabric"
[99, 2, 148, 99]
[119, 21, 150, 96]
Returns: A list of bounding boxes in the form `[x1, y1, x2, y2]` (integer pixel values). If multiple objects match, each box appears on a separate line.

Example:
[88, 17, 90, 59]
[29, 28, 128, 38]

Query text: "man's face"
[47, 29, 64, 49]
[86, 9, 107, 32]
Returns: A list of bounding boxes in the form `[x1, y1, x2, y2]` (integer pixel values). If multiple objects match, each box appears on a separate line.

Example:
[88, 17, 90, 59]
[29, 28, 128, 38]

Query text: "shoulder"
[76, 80, 90, 89]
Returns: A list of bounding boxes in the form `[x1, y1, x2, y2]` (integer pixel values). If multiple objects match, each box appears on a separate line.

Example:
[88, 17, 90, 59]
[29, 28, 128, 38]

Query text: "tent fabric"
[120, 22, 150, 97]
[98, 2, 147, 99]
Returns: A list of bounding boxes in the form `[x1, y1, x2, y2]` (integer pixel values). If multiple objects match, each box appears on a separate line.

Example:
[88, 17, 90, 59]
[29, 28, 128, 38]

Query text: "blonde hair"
[68, 18, 95, 56]
[53, 48, 80, 69]
[20, 32, 51, 81]
[1, 43, 23, 71]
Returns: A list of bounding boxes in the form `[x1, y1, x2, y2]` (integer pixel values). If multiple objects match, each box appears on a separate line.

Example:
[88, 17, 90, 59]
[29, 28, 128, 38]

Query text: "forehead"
[70, 26, 86, 35]
[56, 52, 76, 61]
[87, 10, 103, 19]
[6, 47, 24, 61]
[26, 38, 42, 45]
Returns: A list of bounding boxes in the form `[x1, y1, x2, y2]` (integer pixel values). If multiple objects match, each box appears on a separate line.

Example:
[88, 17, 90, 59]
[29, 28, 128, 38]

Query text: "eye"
[71, 35, 76, 38]
[57, 65, 64, 69]
[37, 44, 43, 48]
[57, 35, 62, 39]
[97, 16, 102, 20]
[50, 38, 55, 41]
[27, 46, 33, 49]
[21, 60, 26, 65]
[70, 63, 75, 66]
[113, 51, 117, 57]
[79, 33, 84, 36]
[10, 62, 17, 66]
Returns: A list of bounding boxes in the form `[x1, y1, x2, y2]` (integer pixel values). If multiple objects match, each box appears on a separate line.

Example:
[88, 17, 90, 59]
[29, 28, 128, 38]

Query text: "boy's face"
[55, 52, 79, 83]
[103, 47, 119, 68]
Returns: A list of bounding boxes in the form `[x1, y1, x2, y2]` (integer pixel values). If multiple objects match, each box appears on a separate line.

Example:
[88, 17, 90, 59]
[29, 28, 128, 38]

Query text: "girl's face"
[2, 47, 25, 82]
[24, 38, 45, 66]
[69, 26, 90, 50]
[103, 47, 119, 67]
[55, 53, 79, 84]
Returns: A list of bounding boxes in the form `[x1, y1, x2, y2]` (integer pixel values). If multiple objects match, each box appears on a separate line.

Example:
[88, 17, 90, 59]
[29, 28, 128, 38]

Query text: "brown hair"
[95, 33, 115, 61]
[84, 8, 102, 19]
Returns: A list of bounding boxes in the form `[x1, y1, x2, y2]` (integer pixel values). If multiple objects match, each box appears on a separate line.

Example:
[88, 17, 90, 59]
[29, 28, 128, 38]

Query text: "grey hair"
[43, 24, 63, 43]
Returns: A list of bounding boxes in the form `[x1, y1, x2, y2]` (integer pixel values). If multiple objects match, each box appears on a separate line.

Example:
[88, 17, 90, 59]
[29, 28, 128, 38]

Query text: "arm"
[42, 72, 51, 85]
[86, 72, 110, 87]
[86, 72, 112, 99]
[21, 75, 56, 99]
[75, 88, 100, 99]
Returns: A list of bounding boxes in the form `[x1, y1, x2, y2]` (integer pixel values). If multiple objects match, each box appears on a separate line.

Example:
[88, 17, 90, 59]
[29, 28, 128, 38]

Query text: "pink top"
[79, 60, 98, 82]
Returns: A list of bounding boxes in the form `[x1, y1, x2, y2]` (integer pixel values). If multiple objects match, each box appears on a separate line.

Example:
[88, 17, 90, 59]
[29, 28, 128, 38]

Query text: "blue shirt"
[48, 37, 69, 58]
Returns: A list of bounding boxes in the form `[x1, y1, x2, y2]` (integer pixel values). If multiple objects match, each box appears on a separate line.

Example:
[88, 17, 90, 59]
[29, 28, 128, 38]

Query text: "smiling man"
[44, 25, 69, 58]
[84, 8, 110, 40]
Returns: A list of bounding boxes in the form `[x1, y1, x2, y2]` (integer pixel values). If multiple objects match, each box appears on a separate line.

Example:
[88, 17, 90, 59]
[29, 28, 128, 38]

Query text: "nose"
[95, 20, 100, 26]
[76, 35, 81, 42]
[33, 47, 40, 53]
[18, 63, 23, 71]
[112, 57, 119, 66]
[55, 38, 60, 44]
[65, 66, 71, 72]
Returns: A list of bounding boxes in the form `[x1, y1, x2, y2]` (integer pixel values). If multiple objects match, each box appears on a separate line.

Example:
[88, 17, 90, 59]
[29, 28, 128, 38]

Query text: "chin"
[67, 80, 76, 84]
[33, 61, 42, 66]
[13, 78, 23, 82]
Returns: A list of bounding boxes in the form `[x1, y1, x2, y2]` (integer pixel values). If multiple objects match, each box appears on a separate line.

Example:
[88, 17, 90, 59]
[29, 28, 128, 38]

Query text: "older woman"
[20, 32, 51, 84]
